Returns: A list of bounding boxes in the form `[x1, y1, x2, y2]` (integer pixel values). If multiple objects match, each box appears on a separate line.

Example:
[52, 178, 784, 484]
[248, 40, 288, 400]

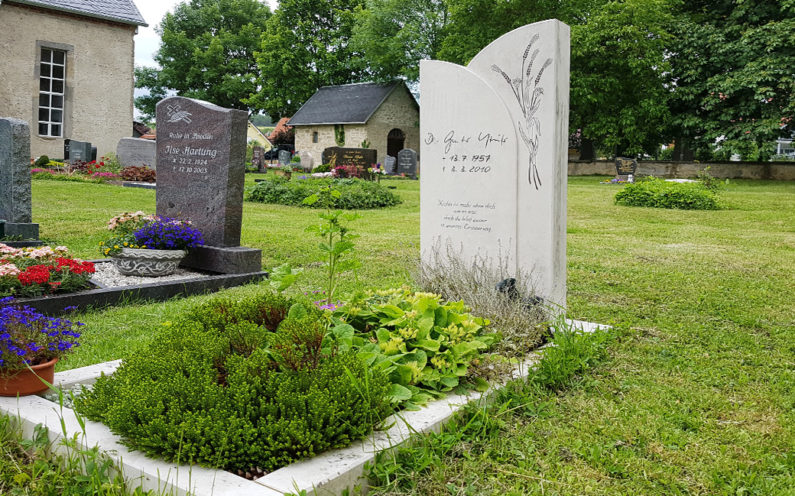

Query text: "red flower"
[95, 164, 101, 169]
[18, 264, 54, 285]
[56, 258, 95, 275]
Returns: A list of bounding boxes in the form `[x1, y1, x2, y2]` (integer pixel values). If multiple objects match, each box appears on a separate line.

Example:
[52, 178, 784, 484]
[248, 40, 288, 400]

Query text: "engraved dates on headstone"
[156, 97, 248, 247]
[397, 148, 418, 178]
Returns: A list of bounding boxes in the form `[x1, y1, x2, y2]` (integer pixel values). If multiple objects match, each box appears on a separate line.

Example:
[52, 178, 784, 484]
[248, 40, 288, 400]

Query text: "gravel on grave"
[90, 262, 207, 288]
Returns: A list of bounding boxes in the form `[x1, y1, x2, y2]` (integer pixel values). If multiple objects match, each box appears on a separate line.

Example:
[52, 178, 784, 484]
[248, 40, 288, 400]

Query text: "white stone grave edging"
[0, 320, 605, 496]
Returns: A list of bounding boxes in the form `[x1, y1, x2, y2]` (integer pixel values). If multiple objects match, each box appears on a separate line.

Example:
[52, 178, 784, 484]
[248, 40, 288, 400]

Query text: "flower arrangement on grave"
[0, 297, 82, 395]
[100, 212, 204, 277]
[0, 244, 95, 297]
[100, 212, 204, 257]
[332, 164, 365, 179]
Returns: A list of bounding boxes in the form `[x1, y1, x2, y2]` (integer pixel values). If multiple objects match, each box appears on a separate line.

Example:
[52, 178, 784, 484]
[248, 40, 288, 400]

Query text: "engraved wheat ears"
[491, 34, 552, 190]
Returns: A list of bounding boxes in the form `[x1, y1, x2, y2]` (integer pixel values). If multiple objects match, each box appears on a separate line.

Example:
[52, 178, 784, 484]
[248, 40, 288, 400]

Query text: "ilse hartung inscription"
[156, 96, 248, 247]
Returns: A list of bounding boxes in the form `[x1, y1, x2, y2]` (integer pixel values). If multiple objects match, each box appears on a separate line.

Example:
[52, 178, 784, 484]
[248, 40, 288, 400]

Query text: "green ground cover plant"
[246, 176, 402, 209]
[21, 176, 795, 494]
[74, 292, 393, 473]
[614, 176, 720, 210]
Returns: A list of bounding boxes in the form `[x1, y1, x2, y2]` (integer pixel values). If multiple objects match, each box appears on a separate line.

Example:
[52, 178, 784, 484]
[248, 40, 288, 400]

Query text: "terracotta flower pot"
[0, 358, 57, 396]
[112, 247, 187, 276]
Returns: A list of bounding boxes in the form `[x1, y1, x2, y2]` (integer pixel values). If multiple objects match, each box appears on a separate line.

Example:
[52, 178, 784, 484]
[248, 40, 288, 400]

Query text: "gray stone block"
[180, 245, 262, 274]
[3, 222, 39, 240]
[117, 137, 157, 169]
[0, 117, 33, 223]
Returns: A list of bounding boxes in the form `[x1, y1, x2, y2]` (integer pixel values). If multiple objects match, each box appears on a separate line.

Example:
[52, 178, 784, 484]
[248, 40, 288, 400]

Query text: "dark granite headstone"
[155, 96, 261, 273]
[384, 156, 396, 174]
[91, 146, 98, 162]
[251, 146, 264, 171]
[63, 138, 70, 161]
[615, 157, 637, 176]
[68, 140, 92, 163]
[0, 117, 39, 239]
[397, 148, 418, 178]
[278, 150, 291, 166]
[321, 147, 377, 169]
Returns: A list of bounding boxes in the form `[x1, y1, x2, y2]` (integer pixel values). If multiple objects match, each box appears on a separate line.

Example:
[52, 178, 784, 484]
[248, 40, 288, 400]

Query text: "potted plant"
[100, 212, 204, 277]
[0, 298, 82, 396]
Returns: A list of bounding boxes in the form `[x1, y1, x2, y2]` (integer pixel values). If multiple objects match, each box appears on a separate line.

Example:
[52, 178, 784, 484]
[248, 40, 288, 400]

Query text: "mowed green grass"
[30, 175, 795, 494]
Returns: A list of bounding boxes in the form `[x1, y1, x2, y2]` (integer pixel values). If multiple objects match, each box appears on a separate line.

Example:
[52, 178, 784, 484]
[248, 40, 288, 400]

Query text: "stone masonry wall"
[0, 3, 136, 159]
[569, 160, 795, 180]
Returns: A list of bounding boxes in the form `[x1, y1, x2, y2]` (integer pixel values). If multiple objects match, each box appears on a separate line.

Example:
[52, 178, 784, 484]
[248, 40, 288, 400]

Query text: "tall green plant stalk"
[304, 184, 360, 305]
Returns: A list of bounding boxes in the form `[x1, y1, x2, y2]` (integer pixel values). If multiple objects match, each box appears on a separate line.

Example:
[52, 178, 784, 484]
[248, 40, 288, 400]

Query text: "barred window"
[38, 47, 66, 138]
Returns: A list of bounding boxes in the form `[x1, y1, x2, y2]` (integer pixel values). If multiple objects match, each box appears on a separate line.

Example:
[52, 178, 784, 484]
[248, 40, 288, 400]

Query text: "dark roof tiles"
[289, 81, 414, 126]
[7, 0, 147, 26]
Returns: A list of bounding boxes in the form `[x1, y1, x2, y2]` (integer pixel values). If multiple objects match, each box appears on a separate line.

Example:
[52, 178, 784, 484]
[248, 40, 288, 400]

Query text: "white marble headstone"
[420, 19, 570, 309]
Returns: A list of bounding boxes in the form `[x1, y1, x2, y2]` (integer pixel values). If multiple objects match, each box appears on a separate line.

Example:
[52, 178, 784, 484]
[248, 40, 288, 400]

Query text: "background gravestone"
[68, 140, 92, 163]
[397, 149, 417, 178]
[297, 150, 314, 171]
[278, 150, 291, 166]
[420, 20, 570, 309]
[615, 157, 637, 182]
[251, 146, 264, 171]
[384, 155, 397, 174]
[321, 147, 377, 169]
[117, 137, 157, 169]
[0, 118, 39, 239]
[156, 96, 261, 274]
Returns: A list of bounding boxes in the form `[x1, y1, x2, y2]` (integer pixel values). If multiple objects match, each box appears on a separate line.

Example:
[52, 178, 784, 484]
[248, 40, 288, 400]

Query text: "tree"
[148, 0, 270, 112]
[668, 0, 795, 160]
[248, 0, 367, 119]
[133, 66, 168, 122]
[350, 0, 449, 82]
[570, 0, 675, 157]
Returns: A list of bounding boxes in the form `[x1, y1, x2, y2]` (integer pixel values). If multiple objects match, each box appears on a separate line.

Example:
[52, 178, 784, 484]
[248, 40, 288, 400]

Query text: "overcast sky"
[134, 0, 277, 68]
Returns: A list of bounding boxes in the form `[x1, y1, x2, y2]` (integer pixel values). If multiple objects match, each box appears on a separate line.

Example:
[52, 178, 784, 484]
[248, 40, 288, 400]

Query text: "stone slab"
[420, 20, 570, 309]
[13, 261, 268, 316]
[2, 222, 39, 239]
[321, 147, 377, 169]
[156, 97, 248, 247]
[0, 117, 33, 223]
[117, 137, 157, 169]
[121, 181, 156, 190]
[180, 245, 262, 274]
[0, 319, 605, 496]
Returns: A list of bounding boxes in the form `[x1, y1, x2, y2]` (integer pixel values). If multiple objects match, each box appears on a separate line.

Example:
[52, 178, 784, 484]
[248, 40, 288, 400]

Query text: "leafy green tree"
[133, 66, 168, 122]
[668, 0, 795, 160]
[350, 0, 449, 82]
[148, 0, 270, 112]
[570, 0, 675, 157]
[248, 0, 367, 119]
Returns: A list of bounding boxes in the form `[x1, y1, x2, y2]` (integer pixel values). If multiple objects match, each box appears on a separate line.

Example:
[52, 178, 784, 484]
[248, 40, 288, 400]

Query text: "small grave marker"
[278, 150, 291, 167]
[397, 149, 418, 178]
[615, 157, 637, 182]
[251, 146, 264, 171]
[384, 155, 397, 174]
[117, 137, 157, 169]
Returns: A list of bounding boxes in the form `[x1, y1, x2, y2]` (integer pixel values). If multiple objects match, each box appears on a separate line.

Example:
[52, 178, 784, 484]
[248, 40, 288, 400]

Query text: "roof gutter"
[4, 0, 148, 27]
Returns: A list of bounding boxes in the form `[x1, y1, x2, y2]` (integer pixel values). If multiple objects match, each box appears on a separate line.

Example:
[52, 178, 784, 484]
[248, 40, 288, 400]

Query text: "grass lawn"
[20, 175, 795, 494]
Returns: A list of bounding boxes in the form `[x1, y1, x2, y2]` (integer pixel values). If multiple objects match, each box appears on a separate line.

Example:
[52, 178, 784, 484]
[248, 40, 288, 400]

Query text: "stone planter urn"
[112, 247, 187, 277]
